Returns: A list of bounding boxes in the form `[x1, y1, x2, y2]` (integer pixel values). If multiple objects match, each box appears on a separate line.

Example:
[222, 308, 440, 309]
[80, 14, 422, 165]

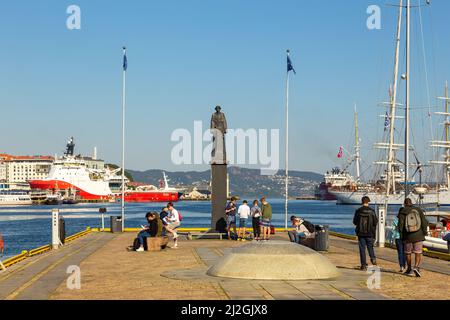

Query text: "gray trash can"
[314, 225, 329, 251]
[110, 216, 123, 233]
[59, 217, 66, 244]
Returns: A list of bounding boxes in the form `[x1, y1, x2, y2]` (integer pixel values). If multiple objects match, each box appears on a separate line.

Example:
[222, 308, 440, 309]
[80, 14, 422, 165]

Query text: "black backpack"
[358, 210, 374, 236]
[303, 220, 315, 234]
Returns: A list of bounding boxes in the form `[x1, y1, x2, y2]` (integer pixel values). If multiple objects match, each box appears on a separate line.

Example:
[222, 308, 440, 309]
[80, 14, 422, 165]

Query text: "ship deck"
[0, 232, 448, 300]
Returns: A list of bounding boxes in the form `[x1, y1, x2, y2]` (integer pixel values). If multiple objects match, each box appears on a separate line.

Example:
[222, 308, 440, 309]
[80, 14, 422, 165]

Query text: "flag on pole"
[123, 47, 128, 71]
[384, 112, 390, 131]
[287, 51, 296, 74]
[337, 147, 344, 159]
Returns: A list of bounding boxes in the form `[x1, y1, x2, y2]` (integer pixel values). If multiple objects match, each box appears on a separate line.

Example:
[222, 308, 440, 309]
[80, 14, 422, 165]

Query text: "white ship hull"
[0, 194, 32, 206]
[330, 190, 450, 206]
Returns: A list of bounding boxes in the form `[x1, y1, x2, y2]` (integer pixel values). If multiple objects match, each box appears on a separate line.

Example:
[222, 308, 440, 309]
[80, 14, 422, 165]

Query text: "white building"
[0, 162, 6, 182]
[4, 155, 54, 183]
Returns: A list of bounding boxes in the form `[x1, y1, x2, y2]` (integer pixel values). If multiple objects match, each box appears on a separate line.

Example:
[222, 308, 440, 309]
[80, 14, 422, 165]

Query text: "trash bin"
[59, 217, 66, 244]
[314, 225, 329, 251]
[110, 216, 123, 233]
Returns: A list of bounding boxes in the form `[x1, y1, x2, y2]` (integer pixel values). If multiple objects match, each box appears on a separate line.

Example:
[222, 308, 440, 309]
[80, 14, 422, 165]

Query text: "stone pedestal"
[211, 164, 228, 230]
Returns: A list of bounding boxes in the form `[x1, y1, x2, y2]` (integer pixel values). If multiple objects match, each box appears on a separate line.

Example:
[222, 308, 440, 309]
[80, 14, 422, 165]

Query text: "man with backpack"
[353, 196, 378, 271]
[398, 198, 428, 277]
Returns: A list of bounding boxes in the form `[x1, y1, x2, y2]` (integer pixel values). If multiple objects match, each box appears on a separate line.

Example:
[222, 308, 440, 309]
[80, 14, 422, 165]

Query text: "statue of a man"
[210, 106, 227, 164]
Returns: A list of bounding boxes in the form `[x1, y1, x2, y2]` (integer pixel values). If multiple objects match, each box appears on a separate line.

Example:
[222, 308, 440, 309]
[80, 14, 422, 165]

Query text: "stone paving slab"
[2, 232, 448, 300]
[0, 233, 113, 300]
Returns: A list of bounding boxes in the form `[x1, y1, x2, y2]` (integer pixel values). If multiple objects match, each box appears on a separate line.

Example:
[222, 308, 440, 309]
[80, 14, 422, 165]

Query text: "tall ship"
[29, 138, 181, 203]
[330, 0, 450, 206]
[317, 108, 364, 201]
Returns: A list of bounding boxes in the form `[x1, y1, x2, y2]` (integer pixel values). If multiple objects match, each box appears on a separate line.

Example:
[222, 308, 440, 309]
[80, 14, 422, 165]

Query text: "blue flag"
[287, 54, 296, 74]
[123, 49, 128, 71]
[384, 112, 390, 131]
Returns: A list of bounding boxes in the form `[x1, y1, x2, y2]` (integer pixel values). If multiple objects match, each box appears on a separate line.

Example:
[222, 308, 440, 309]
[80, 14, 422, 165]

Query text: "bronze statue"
[210, 106, 227, 164]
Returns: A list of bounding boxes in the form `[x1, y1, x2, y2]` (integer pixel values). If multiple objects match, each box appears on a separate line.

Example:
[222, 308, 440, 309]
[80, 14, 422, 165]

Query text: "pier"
[0, 230, 448, 300]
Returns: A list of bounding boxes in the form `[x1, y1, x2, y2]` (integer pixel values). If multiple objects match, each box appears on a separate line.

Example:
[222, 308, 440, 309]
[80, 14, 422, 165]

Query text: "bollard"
[377, 205, 386, 248]
[99, 208, 107, 232]
[52, 209, 60, 249]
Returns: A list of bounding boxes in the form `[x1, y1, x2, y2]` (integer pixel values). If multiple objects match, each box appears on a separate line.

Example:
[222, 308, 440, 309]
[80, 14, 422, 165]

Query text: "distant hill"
[128, 167, 322, 198]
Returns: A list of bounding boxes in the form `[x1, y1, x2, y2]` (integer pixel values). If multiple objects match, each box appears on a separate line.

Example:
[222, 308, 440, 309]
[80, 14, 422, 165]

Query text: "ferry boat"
[29, 138, 181, 203]
[0, 183, 32, 206]
[114, 172, 182, 203]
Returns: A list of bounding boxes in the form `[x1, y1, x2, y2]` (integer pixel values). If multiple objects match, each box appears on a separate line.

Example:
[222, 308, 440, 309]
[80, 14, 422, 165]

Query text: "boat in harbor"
[0, 182, 32, 206]
[330, 1, 450, 206]
[29, 138, 181, 203]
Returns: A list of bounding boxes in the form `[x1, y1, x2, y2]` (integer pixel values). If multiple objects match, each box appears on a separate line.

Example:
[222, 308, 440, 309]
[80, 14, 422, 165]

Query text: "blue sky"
[0, 0, 449, 177]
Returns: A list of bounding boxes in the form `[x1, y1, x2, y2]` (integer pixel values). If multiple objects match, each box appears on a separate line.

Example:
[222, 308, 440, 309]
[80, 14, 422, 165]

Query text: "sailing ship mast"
[385, 0, 403, 199]
[404, 0, 411, 199]
[354, 105, 361, 181]
[431, 81, 450, 188]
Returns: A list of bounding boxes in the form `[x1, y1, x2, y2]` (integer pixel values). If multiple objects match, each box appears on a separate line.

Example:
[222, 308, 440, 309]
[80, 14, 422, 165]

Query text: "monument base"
[211, 164, 228, 231]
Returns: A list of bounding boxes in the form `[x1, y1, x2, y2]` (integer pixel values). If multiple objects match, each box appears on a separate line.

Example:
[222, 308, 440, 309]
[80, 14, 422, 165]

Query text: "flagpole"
[121, 46, 127, 231]
[285, 50, 291, 230]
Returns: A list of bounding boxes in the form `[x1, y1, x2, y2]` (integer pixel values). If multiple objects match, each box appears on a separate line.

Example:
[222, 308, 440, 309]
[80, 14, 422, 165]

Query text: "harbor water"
[0, 199, 406, 259]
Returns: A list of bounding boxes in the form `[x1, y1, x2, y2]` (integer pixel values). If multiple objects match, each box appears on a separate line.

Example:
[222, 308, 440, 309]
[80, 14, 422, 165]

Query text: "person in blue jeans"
[390, 216, 406, 272]
[136, 212, 160, 252]
[353, 196, 378, 270]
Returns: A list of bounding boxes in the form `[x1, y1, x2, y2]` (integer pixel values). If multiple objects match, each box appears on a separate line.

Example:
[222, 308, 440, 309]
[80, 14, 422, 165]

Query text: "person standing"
[389, 216, 406, 272]
[225, 197, 237, 240]
[260, 197, 273, 241]
[250, 200, 262, 240]
[237, 200, 251, 241]
[166, 202, 181, 248]
[398, 198, 428, 277]
[353, 196, 378, 271]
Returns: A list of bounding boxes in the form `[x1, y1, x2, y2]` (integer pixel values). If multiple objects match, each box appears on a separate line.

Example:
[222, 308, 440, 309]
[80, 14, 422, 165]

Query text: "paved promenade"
[0, 232, 448, 300]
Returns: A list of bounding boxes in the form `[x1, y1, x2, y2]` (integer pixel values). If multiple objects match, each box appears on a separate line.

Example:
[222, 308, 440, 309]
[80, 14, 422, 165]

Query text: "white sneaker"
[136, 246, 145, 252]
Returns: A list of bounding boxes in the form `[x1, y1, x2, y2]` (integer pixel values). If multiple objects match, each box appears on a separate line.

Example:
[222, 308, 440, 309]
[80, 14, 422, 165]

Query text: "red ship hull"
[29, 180, 110, 201]
[116, 192, 179, 203]
[29, 180, 180, 203]
[318, 182, 337, 201]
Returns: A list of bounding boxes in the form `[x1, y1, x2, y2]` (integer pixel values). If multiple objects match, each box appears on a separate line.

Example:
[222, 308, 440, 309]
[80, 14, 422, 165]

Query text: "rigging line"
[418, 0, 434, 141]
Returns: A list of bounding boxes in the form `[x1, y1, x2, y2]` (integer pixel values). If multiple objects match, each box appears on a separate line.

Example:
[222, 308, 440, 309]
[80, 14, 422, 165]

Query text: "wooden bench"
[145, 236, 169, 251]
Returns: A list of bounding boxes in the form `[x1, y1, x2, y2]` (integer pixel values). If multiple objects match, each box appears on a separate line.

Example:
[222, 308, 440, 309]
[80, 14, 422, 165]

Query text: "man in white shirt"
[166, 202, 181, 248]
[237, 200, 251, 241]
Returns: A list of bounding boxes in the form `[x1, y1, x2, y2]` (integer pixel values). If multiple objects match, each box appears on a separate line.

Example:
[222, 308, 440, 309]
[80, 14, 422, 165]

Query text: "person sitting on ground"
[225, 197, 237, 240]
[260, 197, 273, 241]
[353, 196, 378, 271]
[250, 200, 262, 240]
[237, 200, 250, 241]
[398, 198, 429, 277]
[165, 202, 181, 248]
[136, 212, 160, 252]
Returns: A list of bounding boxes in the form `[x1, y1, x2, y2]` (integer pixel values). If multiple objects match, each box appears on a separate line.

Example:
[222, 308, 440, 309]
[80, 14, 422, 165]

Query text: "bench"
[144, 236, 169, 251]
[180, 232, 226, 240]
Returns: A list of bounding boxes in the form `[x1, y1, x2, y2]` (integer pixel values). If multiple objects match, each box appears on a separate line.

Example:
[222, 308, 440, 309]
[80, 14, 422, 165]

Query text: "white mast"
[354, 104, 361, 181]
[386, 0, 403, 199]
[121, 46, 127, 231]
[404, 0, 411, 199]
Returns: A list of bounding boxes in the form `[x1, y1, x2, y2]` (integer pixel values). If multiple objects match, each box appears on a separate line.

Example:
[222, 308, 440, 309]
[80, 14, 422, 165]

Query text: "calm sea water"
[0, 199, 403, 259]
